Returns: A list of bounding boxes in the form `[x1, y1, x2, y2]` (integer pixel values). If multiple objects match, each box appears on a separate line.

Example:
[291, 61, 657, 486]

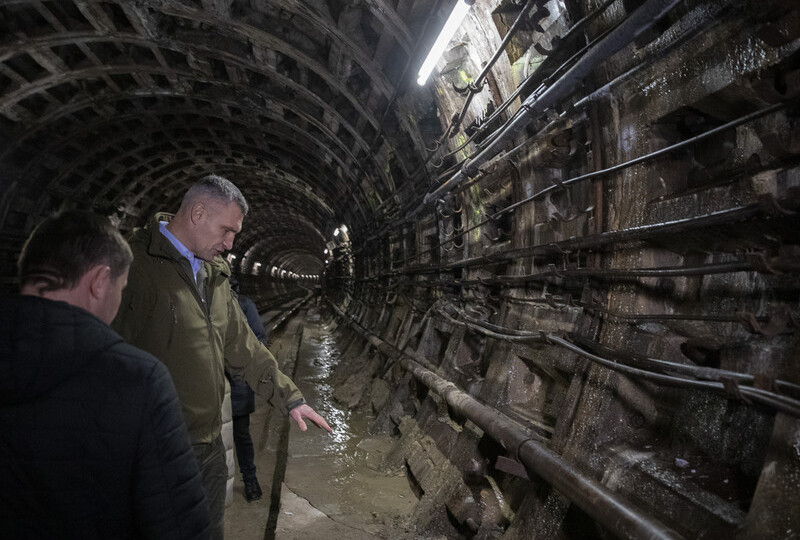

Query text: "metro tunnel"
[1, 0, 799, 538]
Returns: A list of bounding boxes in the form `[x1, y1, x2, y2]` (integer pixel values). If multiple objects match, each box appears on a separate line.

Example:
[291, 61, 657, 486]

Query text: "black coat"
[0, 295, 210, 539]
[226, 294, 265, 417]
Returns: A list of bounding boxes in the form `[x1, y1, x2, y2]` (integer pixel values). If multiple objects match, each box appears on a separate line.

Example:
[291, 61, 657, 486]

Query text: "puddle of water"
[281, 309, 417, 535]
[293, 328, 359, 465]
[226, 308, 416, 539]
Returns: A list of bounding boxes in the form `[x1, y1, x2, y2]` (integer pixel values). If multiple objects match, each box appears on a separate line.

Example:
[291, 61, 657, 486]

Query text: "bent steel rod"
[435, 305, 800, 416]
[348, 256, 790, 284]
[436, 308, 800, 417]
[423, 0, 684, 205]
[400, 100, 788, 267]
[328, 302, 684, 540]
[414, 0, 619, 176]
[445, 0, 539, 137]
[386, 202, 772, 274]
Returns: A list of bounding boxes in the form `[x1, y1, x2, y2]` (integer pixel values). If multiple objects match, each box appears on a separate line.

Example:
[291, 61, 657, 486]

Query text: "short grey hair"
[183, 174, 249, 215]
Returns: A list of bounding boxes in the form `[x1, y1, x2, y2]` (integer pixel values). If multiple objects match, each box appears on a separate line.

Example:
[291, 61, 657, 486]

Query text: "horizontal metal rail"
[265, 292, 313, 336]
[328, 301, 685, 540]
[403, 358, 685, 540]
[435, 307, 800, 417]
[397, 101, 789, 268]
[342, 253, 799, 284]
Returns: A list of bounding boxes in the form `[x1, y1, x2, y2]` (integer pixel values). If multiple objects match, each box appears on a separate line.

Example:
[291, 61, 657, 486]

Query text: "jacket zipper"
[168, 299, 177, 347]
[173, 260, 225, 426]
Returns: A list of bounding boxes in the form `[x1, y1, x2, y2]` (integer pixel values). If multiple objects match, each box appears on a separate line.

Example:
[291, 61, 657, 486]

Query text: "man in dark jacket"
[0, 209, 210, 539]
[226, 276, 266, 502]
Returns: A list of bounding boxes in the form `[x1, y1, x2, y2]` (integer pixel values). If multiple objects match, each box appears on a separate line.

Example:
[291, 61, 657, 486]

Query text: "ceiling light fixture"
[416, 0, 474, 86]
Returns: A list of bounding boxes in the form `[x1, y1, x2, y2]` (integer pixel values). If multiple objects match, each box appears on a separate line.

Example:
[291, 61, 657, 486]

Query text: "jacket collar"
[0, 295, 122, 405]
[143, 213, 231, 278]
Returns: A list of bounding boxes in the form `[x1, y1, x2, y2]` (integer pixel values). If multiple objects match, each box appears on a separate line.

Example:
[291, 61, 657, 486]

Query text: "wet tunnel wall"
[2, 0, 800, 538]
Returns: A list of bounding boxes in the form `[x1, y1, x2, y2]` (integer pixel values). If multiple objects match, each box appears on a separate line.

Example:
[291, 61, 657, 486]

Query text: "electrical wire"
[434, 305, 800, 417]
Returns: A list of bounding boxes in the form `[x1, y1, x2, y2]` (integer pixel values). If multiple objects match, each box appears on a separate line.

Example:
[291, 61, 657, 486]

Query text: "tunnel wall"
[0, 0, 798, 537]
[324, 0, 800, 538]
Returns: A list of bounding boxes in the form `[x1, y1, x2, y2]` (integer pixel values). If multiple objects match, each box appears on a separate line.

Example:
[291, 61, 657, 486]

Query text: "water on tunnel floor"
[224, 308, 418, 540]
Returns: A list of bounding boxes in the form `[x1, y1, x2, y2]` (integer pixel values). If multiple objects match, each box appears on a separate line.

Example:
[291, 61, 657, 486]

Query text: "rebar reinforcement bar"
[435, 307, 800, 417]
[384, 200, 781, 274]
[443, 0, 539, 138]
[422, 0, 684, 205]
[348, 253, 799, 284]
[386, 101, 789, 267]
[327, 301, 686, 540]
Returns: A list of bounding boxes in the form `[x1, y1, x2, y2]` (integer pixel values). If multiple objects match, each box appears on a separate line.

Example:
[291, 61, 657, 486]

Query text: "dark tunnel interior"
[1, 0, 799, 538]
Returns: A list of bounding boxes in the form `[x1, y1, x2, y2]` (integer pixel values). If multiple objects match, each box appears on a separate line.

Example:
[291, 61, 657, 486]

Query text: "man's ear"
[85, 264, 111, 301]
[190, 202, 205, 224]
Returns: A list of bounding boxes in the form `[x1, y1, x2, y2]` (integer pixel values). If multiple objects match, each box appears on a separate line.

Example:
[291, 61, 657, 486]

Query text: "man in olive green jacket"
[113, 174, 331, 540]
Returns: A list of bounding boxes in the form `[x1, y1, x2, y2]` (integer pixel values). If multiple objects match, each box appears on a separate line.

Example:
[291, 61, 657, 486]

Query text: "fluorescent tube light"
[417, 0, 474, 86]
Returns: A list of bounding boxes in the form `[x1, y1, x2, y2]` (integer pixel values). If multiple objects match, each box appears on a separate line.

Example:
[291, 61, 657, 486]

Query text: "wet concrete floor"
[224, 307, 417, 539]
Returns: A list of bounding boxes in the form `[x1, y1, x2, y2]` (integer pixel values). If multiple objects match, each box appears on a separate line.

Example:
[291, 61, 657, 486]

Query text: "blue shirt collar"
[159, 221, 204, 280]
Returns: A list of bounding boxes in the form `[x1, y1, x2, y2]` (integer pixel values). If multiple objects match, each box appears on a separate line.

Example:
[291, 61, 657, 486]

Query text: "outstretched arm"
[224, 287, 304, 412]
[289, 403, 333, 433]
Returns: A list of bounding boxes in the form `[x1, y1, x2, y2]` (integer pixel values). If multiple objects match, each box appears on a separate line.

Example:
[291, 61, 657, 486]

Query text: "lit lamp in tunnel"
[416, 0, 475, 86]
[333, 228, 340, 237]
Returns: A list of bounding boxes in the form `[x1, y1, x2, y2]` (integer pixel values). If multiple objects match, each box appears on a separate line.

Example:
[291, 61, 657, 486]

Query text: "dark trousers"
[232, 414, 257, 482]
[193, 436, 227, 540]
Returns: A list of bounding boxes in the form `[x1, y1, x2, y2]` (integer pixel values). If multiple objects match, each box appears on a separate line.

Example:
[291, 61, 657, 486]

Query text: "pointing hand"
[289, 403, 333, 433]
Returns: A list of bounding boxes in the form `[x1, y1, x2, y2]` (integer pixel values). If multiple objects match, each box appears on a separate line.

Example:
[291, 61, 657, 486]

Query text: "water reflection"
[275, 309, 418, 531]
[296, 318, 362, 468]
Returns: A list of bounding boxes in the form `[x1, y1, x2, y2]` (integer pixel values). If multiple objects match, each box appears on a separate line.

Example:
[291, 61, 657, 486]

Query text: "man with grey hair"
[113, 174, 331, 539]
[1, 210, 210, 539]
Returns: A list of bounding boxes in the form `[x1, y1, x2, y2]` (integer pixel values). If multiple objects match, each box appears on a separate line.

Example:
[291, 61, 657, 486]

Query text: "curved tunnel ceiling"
[0, 0, 440, 279]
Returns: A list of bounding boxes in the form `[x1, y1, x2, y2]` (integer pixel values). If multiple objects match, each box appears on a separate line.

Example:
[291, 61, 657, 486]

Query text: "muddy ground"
[223, 308, 419, 539]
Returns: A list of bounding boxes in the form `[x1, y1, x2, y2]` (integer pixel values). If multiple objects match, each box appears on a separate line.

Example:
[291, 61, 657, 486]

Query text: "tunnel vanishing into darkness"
[1, 0, 799, 538]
